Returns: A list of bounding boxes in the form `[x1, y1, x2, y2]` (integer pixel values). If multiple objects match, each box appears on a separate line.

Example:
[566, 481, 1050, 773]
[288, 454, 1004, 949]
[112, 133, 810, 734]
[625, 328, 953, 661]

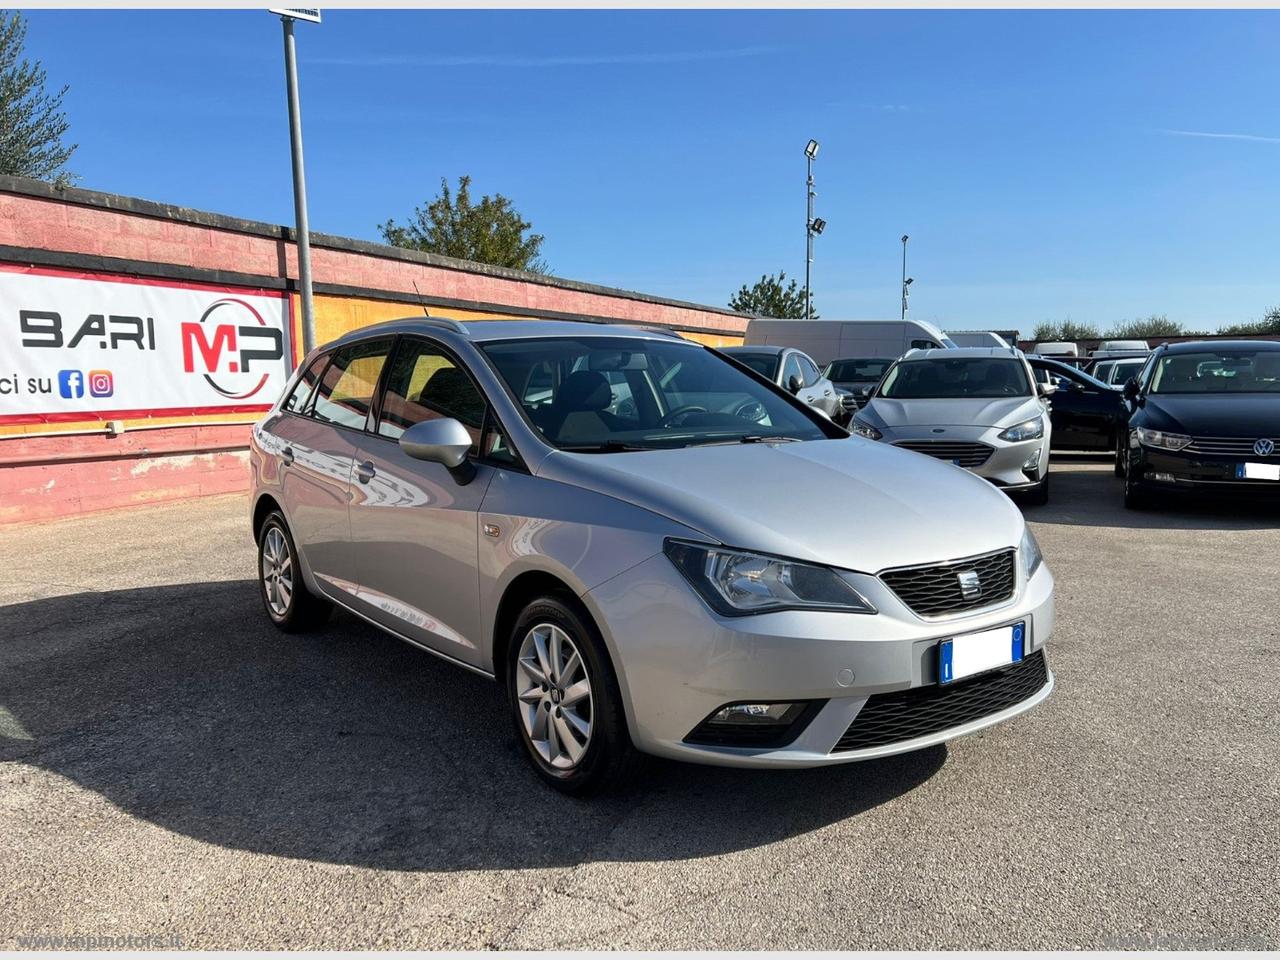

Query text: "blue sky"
[21, 9, 1280, 332]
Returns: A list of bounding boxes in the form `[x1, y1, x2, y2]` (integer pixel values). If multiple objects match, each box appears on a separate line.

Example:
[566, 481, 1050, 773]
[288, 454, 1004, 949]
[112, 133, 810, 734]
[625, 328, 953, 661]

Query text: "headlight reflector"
[1020, 526, 1043, 580]
[999, 417, 1045, 442]
[850, 419, 883, 440]
[1135, 427, 1192, 451]
[664, 540, 876, 616]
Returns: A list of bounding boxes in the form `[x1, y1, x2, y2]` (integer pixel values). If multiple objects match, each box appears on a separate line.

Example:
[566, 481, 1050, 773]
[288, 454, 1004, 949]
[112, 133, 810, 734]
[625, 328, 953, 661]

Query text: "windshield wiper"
[558, 441, 654, 453]
[737, 435, 804, 444]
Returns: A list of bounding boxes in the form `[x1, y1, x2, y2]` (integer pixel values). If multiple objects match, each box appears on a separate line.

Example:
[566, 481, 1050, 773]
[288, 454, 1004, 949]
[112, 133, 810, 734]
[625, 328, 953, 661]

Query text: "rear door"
[274, 338, 394, 598]
[347, 335, 498, 668]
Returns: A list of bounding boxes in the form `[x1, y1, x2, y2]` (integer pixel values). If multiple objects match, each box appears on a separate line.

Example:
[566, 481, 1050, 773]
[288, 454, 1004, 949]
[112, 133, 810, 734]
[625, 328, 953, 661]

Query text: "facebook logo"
[58, 369, 84, 399]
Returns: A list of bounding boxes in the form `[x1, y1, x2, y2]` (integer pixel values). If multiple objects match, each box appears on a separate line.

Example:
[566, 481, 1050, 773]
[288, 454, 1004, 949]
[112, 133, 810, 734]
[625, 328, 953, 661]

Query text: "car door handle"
[281, 446, 294, 466]
[356, 460, 376, 484]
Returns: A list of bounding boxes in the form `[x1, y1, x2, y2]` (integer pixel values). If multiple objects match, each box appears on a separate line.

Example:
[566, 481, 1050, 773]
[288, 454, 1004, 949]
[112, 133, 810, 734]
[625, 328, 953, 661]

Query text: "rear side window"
[311, 338, 393, 430]
[282, 353, 328, 414]
[377, 337, 486, 452]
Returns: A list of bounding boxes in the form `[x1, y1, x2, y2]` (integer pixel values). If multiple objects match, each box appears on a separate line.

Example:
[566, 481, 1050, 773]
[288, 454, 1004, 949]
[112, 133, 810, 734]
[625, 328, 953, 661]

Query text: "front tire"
[506, 595, 639, 795]
[257, 511, 331, 632]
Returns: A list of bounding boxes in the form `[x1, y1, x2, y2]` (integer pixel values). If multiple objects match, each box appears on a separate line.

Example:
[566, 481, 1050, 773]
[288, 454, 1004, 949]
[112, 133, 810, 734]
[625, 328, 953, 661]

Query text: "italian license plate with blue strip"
[939, 621, 1025, 684]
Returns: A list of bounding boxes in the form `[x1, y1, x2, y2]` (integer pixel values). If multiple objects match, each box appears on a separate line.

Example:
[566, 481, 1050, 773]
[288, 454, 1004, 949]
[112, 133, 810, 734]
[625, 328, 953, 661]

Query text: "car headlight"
[664, 540, 876, 616]
[1135, 426, 1192, 451]
[850, 419, 882, 440]
[998, 417, 1045, 442]
[1020, 527, 1043, 580]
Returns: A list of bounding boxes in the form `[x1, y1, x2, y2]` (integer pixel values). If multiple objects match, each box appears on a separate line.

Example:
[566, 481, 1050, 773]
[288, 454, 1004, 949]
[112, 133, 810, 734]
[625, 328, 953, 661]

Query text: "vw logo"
[1255, 438, 1276, 457]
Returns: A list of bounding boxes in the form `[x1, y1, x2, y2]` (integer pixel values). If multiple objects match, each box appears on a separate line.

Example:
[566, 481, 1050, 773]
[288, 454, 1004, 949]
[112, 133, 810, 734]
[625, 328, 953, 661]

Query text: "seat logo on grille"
[1255, 438, 1275, 457]
[957, 570, 982, 600]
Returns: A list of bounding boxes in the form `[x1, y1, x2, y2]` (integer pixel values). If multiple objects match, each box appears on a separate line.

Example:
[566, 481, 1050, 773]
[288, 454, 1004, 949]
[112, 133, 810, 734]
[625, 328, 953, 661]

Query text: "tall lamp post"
[272, 7, 321, 360]
[900, 234, 912, 320]
[804, 139, 825, 320]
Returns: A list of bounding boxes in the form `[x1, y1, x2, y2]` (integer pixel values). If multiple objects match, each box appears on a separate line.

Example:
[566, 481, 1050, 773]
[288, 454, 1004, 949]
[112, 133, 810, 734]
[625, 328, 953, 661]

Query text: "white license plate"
[939, 622, 1025, 684]
[1237, 462, 1280, 481]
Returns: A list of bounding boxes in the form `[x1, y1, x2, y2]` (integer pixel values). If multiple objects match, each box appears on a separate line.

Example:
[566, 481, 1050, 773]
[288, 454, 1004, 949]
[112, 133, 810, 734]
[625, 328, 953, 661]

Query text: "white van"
[1091, 339, 1150, 359]
[946, 330, 1011, 349]
[1033, 341, 1079, 358]
[743, 319, 956, 366]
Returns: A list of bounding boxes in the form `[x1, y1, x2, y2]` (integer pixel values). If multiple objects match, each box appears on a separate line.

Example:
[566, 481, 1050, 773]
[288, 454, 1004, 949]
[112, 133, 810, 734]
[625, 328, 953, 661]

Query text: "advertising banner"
[0, 266, 292, 424]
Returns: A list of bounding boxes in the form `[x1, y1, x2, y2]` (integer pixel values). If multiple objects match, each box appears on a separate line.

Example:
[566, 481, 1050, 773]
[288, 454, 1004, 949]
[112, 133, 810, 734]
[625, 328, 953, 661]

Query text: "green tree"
[378, 175, 549, 274]
[1219, 307, 1280, 336]
[0, 11, 76, 184]
[1107, 315, 1184, 338]
[728, 271, 815, 318]
[1032, 319, 1100, 341]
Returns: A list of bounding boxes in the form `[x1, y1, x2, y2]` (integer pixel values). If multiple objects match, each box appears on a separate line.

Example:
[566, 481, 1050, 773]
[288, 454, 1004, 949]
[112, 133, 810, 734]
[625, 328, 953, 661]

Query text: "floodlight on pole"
[804, 139, 822, 320]
[272, 8, 321, 362]
[900, 234, 911, 320]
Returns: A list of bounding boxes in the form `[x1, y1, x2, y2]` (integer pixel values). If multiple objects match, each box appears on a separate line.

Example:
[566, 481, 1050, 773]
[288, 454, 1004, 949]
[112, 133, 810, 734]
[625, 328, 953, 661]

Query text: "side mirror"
[1123, 377, 1141, 403]
[1037, 381, 1057, 397]
[399, 418, 476, 484]
[787, 374, 803, 394]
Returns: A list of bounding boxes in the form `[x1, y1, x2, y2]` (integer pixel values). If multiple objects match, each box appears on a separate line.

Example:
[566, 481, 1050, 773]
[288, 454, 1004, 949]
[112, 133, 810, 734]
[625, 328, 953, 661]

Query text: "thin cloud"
[1156, 128, 1280, 144]
[309, 47, 778, 68]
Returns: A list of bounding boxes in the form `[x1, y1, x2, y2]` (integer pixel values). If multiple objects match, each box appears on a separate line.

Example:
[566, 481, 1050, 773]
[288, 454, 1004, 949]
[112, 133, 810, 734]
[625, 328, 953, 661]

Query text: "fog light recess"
[684, 700, 825, 748]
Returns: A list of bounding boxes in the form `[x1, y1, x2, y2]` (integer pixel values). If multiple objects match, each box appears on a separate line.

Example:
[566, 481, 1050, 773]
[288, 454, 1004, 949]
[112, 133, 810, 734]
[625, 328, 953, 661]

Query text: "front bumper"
[583, 549, 1055, 768]
[1130, 445, 1280, 498]
[879, 424, 1050, 490]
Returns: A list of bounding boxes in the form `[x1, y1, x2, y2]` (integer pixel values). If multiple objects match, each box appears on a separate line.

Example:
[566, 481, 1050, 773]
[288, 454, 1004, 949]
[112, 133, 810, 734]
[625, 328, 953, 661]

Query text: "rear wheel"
[506, 595, 640, 795]
[257, 511, 331, 632]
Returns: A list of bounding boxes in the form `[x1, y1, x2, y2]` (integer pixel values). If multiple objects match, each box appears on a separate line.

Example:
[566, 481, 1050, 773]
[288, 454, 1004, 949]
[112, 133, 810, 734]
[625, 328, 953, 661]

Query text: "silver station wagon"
[250, 319, 1055, 793]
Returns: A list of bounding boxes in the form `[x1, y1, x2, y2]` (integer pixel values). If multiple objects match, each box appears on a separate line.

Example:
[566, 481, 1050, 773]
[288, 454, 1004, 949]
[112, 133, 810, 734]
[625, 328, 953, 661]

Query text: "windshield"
[725, 352, 780, 379]
[879, 357, 1032, 399]
[481, 337, 829, 450]
[1148, 350, 1280, 394]
[826, 358, 891, 382]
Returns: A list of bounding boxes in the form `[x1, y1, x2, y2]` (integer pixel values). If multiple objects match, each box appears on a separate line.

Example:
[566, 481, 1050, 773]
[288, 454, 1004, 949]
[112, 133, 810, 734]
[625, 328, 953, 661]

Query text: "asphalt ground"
[1, 457, 1277, 949]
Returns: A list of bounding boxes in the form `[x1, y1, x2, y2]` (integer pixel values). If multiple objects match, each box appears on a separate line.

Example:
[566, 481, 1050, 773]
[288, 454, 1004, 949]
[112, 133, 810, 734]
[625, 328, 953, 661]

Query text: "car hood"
[537, 438, 1025, 573]
[1139, 394, 1280, 436]
[860, 396, 1041, 429]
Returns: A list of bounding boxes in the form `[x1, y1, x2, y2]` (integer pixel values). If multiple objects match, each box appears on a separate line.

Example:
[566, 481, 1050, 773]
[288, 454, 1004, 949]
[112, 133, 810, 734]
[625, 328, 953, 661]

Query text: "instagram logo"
[87, 369, 114, 398]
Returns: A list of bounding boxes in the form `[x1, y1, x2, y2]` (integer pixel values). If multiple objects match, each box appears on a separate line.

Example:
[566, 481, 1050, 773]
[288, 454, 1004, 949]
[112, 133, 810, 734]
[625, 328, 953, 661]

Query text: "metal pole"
[805, 155, 814, 320]
[900, 235, 909, 320]
[282, 17, 316, 359]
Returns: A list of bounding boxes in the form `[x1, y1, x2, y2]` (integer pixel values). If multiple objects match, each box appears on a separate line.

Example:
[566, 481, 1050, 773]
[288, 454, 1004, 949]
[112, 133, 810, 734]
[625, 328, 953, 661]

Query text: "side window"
[797, 355, 821, 386]
[782, 353, 803, 387]
[522, 360, 556, 409]
[377, 338, 485, 452]
[283, 353, 328, 414]
[911, 339, 940, 350]
[311, 339, 393, 430]
[481, 410, 521, 467]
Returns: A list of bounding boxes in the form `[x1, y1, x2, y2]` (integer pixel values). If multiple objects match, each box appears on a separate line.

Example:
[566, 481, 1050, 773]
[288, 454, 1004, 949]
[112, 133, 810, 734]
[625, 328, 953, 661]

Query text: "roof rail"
[418, 317, 469, 334]
[625, 324, 686, 340]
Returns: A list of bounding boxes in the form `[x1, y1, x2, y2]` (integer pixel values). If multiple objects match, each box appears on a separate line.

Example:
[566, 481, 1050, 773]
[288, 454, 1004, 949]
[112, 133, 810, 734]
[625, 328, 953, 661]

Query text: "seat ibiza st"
[250, 319, 1055, 793]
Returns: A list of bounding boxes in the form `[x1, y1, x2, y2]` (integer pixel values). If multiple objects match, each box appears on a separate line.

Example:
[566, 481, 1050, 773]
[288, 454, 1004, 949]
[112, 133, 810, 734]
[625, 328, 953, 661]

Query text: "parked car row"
[250, 318, 1056, 794]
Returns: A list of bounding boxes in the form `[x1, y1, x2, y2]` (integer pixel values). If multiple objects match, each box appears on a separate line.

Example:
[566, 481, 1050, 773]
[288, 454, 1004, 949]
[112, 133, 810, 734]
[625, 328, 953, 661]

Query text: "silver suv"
[251, 320, 1055, 793]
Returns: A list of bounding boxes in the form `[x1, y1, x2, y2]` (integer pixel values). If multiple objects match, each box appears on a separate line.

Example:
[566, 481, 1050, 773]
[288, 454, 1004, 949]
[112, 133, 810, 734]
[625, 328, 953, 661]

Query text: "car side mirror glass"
[1038, 381, 1057, 397]
[399, 418, 477, 484]
[1123, 377, 1140, 402]
[787, 374, 803, 394]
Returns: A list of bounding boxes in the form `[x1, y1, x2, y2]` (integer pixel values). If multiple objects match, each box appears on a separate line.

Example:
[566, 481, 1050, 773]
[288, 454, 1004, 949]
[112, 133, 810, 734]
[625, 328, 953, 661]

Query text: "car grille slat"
[832, 649, 1048, 753]
[892, 440, 993, 468]
[1184, 436, 1280, 458]
[879, 548, 1016, 618]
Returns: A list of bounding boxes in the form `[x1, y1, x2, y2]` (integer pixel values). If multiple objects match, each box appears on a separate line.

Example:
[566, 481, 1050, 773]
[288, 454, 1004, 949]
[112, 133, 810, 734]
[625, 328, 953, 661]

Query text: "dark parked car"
[1027, 355, 1126, 453]
[823, 357, 893, 411]
[1118, 340, 1280, 509]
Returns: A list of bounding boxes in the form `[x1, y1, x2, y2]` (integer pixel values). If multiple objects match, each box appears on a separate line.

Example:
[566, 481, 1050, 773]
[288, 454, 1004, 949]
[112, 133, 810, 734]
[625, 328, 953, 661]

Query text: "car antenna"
[412, 280, 431, 316]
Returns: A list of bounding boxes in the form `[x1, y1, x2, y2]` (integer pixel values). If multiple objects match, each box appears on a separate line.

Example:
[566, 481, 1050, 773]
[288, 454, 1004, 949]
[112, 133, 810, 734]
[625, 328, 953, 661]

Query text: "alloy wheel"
[261, 526, 294, 618]
[515, 622, 594, 769]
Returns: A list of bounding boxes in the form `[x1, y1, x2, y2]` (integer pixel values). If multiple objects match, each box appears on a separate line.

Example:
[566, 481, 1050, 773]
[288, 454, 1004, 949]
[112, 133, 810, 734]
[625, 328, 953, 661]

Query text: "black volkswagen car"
[1119, 340, 1280, 508]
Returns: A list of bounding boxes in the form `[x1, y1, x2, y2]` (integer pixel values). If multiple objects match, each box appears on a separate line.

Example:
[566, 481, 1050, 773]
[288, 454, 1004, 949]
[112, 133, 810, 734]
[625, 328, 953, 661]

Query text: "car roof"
[1157, 339, 1280, 355]
[720, 344, 787, 355]
[326, 316, 697, 349]
[904, 347, 1023, 360]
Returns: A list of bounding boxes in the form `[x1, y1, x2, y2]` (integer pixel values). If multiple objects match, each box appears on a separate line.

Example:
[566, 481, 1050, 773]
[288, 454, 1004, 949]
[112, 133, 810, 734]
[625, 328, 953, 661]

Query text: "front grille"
[1184, 436, 1280, 458]
[831, 650, 1048, 753]
[893, 440, 993, 468]
[880, 548, 1016, 618]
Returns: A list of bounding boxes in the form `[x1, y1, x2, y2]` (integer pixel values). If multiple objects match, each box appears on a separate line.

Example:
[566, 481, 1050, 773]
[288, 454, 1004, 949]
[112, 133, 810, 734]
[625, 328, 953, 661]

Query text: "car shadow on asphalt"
[0, 581, 944, 872]
[1019, 462, 1280, 530]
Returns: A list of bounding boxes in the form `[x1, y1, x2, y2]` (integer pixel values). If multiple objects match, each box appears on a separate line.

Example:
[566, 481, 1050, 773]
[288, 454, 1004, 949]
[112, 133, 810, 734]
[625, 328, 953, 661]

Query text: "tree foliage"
[1031, 319, 1100, 341]
[0, 11, 76, 184]
[378, 175, 549, 274]
[728, 271, 815, 318]
[1107, 314, 1185, 339]
[1219, 307, 1280, 336]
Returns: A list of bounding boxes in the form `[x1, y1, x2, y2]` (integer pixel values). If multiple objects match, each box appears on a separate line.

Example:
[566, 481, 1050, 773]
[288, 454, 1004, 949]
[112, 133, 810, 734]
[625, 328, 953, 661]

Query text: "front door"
[348, 336, 494, 668]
